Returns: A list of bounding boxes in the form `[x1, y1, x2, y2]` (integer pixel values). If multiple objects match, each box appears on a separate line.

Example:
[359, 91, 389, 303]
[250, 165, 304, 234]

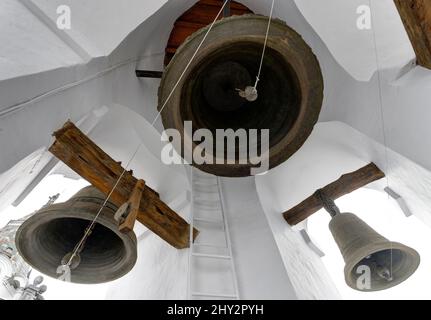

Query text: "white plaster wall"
[292, 0, 431, 178]
[0, 148, 51, 213]
[220, 177, 298, 299]
[106, 229, 189, 300]
[0, 0, 82, 81]
[294, 0, 414, 81]
[324, 65, 431, 175]
[31, 0, 170, 56]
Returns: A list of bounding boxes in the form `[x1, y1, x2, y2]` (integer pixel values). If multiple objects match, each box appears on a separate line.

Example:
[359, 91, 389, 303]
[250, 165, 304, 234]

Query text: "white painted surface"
[0, 0, 430, 300]
[0, 148, 51, 213]
[31, 0, 170, 56]
[294, 0, 414, 81]
[0, 0, 82, 81]
[220, 177, 297, 299]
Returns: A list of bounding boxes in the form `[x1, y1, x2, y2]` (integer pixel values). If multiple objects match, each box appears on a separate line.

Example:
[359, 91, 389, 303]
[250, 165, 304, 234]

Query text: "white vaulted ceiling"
[294, 0, 415, 81]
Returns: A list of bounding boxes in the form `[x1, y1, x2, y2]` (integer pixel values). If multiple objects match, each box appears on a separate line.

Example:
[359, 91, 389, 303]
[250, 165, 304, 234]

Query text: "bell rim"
[344, 241, 420, 292]
[15, 200, 137, 284]
[158, 14, 324, 177]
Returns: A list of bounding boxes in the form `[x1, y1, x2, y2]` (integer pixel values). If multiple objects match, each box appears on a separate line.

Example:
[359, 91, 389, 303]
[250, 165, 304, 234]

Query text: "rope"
[58, 0, 232, 280]
[152, 0, 230, 126]
[369, 0, 393, 280]
[64, 144, 142, 268]
[237, 0, 275, 101]
[253, 0, 276, 90]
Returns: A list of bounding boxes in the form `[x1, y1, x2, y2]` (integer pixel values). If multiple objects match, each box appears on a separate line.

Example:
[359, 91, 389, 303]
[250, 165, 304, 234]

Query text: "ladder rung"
[193, 181, 218, 186]
[193, 205, 222, 211]
[193, 217, 223, 224]
[191, 292, 238, 299]
[193, 174, 216, 179]
[195, 182, 218, 189]
[192, 253, 231, 260]
[194, 198, 220, 203]
[193, 202, 221, 210]
[193, 243, 227, 249]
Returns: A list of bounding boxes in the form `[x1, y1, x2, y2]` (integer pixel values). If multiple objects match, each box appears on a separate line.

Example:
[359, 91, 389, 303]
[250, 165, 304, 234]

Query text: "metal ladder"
[187, 168, 240, 300]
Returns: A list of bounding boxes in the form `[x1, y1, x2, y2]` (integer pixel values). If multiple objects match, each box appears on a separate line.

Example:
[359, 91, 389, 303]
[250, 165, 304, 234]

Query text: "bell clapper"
[365, 255, 393, 282]
[56, 225, 92, 281]
[377, 265, 393, 282]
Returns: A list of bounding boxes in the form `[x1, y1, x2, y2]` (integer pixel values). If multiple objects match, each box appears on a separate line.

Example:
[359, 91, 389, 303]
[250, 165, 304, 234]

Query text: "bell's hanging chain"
[316, 189, 341, 218]
[57, 0, 232, 282]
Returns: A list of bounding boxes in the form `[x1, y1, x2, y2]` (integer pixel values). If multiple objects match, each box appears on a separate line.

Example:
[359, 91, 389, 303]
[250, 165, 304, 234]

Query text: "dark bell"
[158, 15, 324, 177]
[329, 213, 420, 291]
[15, 186, 137, 284]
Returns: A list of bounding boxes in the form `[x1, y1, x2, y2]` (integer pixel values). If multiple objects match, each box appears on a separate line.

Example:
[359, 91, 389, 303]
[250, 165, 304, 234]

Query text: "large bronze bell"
[329, 213, 420, 291]
[15, 187, 137, 284]
[159, 15, 324, 177]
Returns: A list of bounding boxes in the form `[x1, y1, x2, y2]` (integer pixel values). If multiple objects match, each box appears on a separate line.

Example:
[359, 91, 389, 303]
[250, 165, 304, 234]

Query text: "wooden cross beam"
[394, 0, 431, 69]
[283, 163, 385, 226]
[116, 179, 146, 233]
[49, 121, 198, 249]
[135, 70, 164, 79]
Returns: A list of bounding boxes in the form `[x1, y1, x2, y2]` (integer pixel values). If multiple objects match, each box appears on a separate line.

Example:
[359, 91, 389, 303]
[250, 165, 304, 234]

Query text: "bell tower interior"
[0, 0, 431, 302]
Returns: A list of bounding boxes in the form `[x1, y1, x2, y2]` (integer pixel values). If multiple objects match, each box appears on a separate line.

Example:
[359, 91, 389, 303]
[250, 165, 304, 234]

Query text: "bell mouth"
[181, 41, 301, 148]
[16, 209, 137, 284]
[159, 16, 324, 177]
[346, 243, 420, 292]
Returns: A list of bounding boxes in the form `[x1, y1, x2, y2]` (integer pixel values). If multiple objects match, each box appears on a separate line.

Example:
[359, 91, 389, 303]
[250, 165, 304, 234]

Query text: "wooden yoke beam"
[283, 163, 385, 226]
[394, 0, 431, 69]
[49, 121, 198, 249]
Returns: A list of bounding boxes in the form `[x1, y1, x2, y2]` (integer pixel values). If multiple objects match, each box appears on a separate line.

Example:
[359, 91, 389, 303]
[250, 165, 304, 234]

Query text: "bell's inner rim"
[30, 217, 127, 275]
[350, 248, 417, 289]
[180, 40, 302, 153]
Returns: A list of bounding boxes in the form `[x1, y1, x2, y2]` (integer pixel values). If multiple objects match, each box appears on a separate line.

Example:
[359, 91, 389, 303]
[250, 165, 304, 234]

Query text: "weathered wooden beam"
[164, 0, 253, 66]
[49, 121, 198, 249]
[135, 70, 164, 78]
[118, 179, 146, 233]
[283, 163, 385, 226]
[394, 0, 431, 69]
